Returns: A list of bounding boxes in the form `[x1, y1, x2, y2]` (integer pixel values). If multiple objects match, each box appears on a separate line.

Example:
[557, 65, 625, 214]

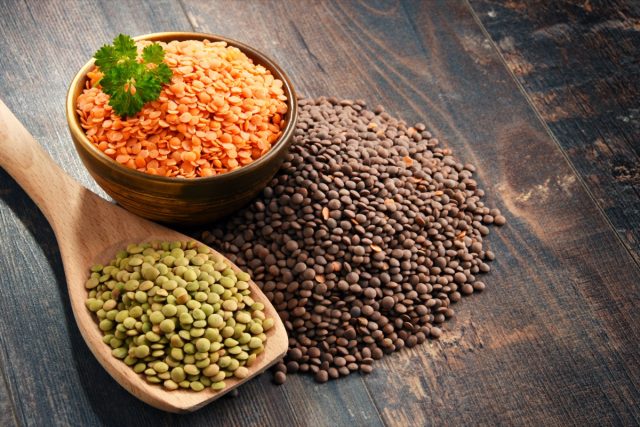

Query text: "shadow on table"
[0, 169, 253, 426]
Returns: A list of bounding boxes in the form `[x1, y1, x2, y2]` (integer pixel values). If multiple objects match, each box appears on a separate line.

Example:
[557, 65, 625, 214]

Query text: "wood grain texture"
[469, 0, 640, 264]
[181, 0, 640, 425]
[0, 361, 19, 427]
[0, 0, 382, 425]
[0, 0, 639, 425]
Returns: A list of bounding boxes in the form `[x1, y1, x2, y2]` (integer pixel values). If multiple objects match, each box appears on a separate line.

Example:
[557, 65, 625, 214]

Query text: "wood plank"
[1, 0, 639, 425]
[0, 355, 20, 427]
[176, 2, 390, 425]
[178, 0, 640, 425]
[0, 2, 194, 423]
[0, 0, 383, 425]
[364, 1, 640, 424]
[469, 0, 640, 264]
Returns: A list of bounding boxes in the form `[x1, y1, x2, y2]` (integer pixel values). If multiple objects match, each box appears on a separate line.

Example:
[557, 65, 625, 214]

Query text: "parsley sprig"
[93, 34, 173, 117]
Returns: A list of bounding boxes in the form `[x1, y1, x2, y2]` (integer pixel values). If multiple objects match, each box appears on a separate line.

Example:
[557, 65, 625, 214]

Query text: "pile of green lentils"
[85, 240, 274, 392]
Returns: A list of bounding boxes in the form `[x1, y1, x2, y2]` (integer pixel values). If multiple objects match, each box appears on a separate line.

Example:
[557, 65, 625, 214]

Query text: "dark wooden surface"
[0, 1, 638, 426]
[470, 0, 640, 264]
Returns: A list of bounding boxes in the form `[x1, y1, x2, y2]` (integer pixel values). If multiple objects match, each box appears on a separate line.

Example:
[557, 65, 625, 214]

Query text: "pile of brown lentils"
[203, 96, 505, 384]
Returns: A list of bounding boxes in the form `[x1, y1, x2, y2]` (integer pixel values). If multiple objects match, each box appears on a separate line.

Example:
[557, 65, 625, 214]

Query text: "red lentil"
[76, 39, 288, 178]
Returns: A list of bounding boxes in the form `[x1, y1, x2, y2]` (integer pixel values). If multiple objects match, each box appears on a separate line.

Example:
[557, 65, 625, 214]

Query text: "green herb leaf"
[142, 44, 165, 64]
[135, 72, 164, 104]
[155, 63, 173, 82]
[112, 34, 137, 60]
[92, 34, 173, 117]
[94, 44, 118, 72]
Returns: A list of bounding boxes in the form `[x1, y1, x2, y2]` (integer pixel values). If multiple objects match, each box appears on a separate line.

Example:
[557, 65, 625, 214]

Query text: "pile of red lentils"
[76, 39, 288, 178]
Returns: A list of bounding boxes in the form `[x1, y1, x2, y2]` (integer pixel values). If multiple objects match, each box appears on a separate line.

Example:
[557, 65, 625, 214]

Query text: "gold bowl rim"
[66, 31, 298, 185]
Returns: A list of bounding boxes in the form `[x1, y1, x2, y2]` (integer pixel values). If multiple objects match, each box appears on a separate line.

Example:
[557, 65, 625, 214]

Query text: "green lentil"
[154, 362, 169, 373]
[218, 356, 231, 368]
[161, 304, 177, 317]
[202, 364, 220, 377]
[191, 328, 205, 338]
[122, 317, 137, 333]
[163, 380, 179, 390]
[112, 347, 127, 359]
[234, 366, 249, 379]
[190, 255, 206, 266]
[249, 337, 263, 349]
[134, 291, 147, 303]
[184, 364, 199, 376]
[179, 312, 194, 325]
[99, 319, 114, 331]
[103, 300, 116, 311]
[211, 381, 226, 391]
[236, 312, 251, 324]
[170, 347, 184, 361]
[192, 308, 205, 320]
[224, 338, 239, 348]
[135, 345, 150, 358]
[208, 313, 224, 328]
[145, 331, 161, 342]
[190, 381, 205, 392]
[146, 376, 161, 384]
[196, 338, 211, 353]
[193, 320, 207, 328]
[85, 278, 99, 289]
[196, 358, 210, 369]
[170, 334, 184, 348]
[86, 299, 103, 312]
[228, 346, 242, 355]
[227, 359, 240, 372]
[246, 354, 257, 367]
[249, 323, 263, 335]
[221, 326, 235, 338]
[263, 318, 275, 331]
[171, 367, 186, 382]
[139, 281, 154, 292]
[85, 241, 272, 392]
[222, 299, 238, 311]
[186, 299, 200, 310]
[211, 371, 226, 382]
[124, 280, 139, 291]
[129, 306, 143, 318]
[159, 319, 175, 333]
[149, 311, 165, 324]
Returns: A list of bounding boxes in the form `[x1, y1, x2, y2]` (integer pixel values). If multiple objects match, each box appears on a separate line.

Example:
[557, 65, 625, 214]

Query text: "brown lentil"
[203, 96, 505, 383]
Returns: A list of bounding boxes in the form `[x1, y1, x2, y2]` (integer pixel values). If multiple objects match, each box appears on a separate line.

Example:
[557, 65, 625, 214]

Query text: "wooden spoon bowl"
[0, 100, 288, 413]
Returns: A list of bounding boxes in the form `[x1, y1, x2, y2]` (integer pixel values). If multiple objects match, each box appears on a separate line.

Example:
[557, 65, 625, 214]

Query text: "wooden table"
[1, 1, 638, 425]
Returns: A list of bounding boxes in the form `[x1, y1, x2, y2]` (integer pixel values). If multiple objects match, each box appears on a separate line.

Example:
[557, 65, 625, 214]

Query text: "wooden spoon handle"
[0, 98, 82, 232]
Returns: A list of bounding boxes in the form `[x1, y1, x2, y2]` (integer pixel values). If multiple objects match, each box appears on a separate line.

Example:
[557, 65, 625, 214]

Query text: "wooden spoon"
[0, 99, 288, 413]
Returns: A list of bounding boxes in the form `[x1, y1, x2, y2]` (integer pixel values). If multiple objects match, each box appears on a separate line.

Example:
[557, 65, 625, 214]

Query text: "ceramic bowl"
[66, 32, 297, 224]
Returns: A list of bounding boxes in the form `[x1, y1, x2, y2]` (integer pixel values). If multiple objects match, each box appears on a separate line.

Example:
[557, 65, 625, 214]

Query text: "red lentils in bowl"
[76, 39, 288, 178]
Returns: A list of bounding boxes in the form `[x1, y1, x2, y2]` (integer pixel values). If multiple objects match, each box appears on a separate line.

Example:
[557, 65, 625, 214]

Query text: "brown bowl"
[66, 32, 297, 225]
